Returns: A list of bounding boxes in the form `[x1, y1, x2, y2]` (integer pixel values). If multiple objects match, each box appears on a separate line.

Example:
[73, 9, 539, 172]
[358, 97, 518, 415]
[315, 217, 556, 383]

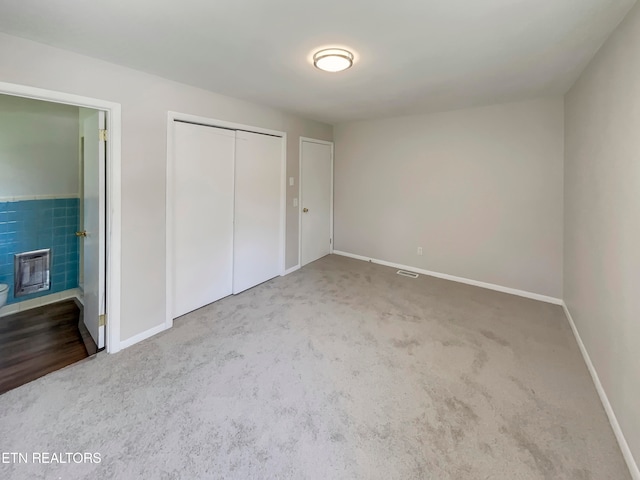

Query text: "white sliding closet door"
[233, 131, 283, 294]
[172, 122, 235, 318]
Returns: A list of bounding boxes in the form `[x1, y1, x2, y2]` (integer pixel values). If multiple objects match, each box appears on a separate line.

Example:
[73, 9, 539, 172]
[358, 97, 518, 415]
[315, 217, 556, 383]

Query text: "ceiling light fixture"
[313, 48, 354, 72]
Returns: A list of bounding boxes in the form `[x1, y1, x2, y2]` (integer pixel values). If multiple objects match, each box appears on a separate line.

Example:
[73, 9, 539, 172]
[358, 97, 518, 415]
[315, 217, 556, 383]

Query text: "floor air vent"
[397, 270, 419, 279]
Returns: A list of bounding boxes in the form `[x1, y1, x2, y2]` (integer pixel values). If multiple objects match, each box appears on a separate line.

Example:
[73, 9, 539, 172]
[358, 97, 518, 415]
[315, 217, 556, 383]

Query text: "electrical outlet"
[417, 247, 423, 256]
[289, 177, 294, 186]
[293, 198, 298, 207]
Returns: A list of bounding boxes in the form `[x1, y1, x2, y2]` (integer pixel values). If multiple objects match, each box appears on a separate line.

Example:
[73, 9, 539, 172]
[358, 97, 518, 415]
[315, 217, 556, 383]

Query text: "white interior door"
[172, 122, 235, 318]
[81, 109, 106, 348]
[233, 131, 283, 294]
[301, 140, 333, 266]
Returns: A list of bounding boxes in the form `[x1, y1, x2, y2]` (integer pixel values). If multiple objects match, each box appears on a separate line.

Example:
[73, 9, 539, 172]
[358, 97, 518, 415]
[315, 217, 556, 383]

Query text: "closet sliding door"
[233, 131, 283, 293]
[172, 122, 235, 318]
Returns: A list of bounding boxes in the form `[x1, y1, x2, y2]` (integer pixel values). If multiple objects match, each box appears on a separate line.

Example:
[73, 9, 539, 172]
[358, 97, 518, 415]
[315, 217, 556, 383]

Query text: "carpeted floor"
[0, 254, 630, 479]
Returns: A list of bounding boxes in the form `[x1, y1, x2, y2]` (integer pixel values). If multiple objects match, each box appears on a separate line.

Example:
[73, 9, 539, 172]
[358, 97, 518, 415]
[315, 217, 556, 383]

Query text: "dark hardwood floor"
[0, 299, 90, 395]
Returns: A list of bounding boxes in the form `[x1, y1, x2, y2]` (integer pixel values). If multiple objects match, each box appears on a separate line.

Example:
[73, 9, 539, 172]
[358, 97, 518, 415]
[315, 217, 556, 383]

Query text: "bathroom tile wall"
[0, 197, 79, 305]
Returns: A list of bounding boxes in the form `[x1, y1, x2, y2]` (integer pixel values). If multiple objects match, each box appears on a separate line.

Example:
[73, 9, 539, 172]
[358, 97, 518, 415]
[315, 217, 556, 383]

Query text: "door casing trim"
[0, 81, 122, 353]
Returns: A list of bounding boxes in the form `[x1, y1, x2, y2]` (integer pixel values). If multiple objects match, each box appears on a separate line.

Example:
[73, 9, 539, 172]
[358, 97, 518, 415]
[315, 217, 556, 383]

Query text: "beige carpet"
[0, 254, 630, 479]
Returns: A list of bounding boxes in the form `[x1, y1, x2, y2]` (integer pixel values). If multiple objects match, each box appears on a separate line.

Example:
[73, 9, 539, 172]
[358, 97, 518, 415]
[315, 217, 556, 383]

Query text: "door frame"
[165, 111, 287, 330]
[298, 137, 334, 268]
[0, 81, 123, 353]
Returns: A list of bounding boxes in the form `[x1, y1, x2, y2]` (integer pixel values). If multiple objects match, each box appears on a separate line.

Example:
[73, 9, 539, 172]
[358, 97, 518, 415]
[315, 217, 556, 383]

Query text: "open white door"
[81, 109, 106, 349]
[300, 140, 333, 266]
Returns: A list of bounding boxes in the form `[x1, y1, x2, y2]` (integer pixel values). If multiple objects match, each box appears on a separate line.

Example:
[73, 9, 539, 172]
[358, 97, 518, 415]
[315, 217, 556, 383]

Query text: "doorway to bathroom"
[0, 93, 108, 394]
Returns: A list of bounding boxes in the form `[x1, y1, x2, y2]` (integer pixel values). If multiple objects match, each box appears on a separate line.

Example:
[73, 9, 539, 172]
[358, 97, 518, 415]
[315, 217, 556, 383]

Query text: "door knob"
[303, 208, 309, 213]
[75, 231, 87, 237]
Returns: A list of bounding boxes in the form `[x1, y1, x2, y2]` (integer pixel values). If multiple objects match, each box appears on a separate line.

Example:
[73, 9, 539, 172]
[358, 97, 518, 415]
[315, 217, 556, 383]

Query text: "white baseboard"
[562, 303, 639, 480]
[0, 288, 82, 318]
[282, 264, 301, 276]
[119, 323, 169, 350]
[332, 250, 562, 305]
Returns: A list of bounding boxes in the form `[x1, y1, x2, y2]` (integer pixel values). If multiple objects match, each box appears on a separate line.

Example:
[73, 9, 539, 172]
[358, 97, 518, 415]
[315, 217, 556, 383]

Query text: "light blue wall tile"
[52, 234, 67, 246]
[3, 232, 17, 244]
[51, 272, 65, 286]
[3, 198, 80, 305]
[52, 263, 65, 275]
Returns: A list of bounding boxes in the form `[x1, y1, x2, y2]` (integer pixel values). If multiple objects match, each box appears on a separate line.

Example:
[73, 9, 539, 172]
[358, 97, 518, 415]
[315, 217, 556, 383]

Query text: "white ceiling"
[0, 0, 635, 124]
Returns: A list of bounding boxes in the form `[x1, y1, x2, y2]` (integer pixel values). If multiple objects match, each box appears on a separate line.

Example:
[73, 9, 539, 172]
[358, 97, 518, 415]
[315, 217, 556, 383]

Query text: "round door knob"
[303, 208, 309, 213]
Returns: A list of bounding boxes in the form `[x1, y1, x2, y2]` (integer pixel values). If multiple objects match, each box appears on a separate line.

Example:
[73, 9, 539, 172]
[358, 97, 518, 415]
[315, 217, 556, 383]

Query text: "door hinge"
[99, 314, 106, 327]
[330, 238, 332, 244]
[99, 129, 108, 141]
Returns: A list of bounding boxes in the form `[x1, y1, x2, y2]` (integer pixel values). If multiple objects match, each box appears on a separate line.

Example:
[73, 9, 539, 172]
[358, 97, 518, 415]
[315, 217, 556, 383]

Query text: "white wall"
[334, 97, 564, 298]
[0, 33, 332, 341]
[565, 0, 640, 473]
[0, 94, 79, 199]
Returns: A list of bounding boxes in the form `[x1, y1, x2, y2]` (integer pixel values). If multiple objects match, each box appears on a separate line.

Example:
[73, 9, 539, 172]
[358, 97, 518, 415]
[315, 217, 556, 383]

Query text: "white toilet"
[0, 284, 8, 309]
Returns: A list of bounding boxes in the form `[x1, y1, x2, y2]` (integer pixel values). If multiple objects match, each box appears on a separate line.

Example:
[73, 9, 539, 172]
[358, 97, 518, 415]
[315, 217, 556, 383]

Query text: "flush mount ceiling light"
[313, 48, 354, 72]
